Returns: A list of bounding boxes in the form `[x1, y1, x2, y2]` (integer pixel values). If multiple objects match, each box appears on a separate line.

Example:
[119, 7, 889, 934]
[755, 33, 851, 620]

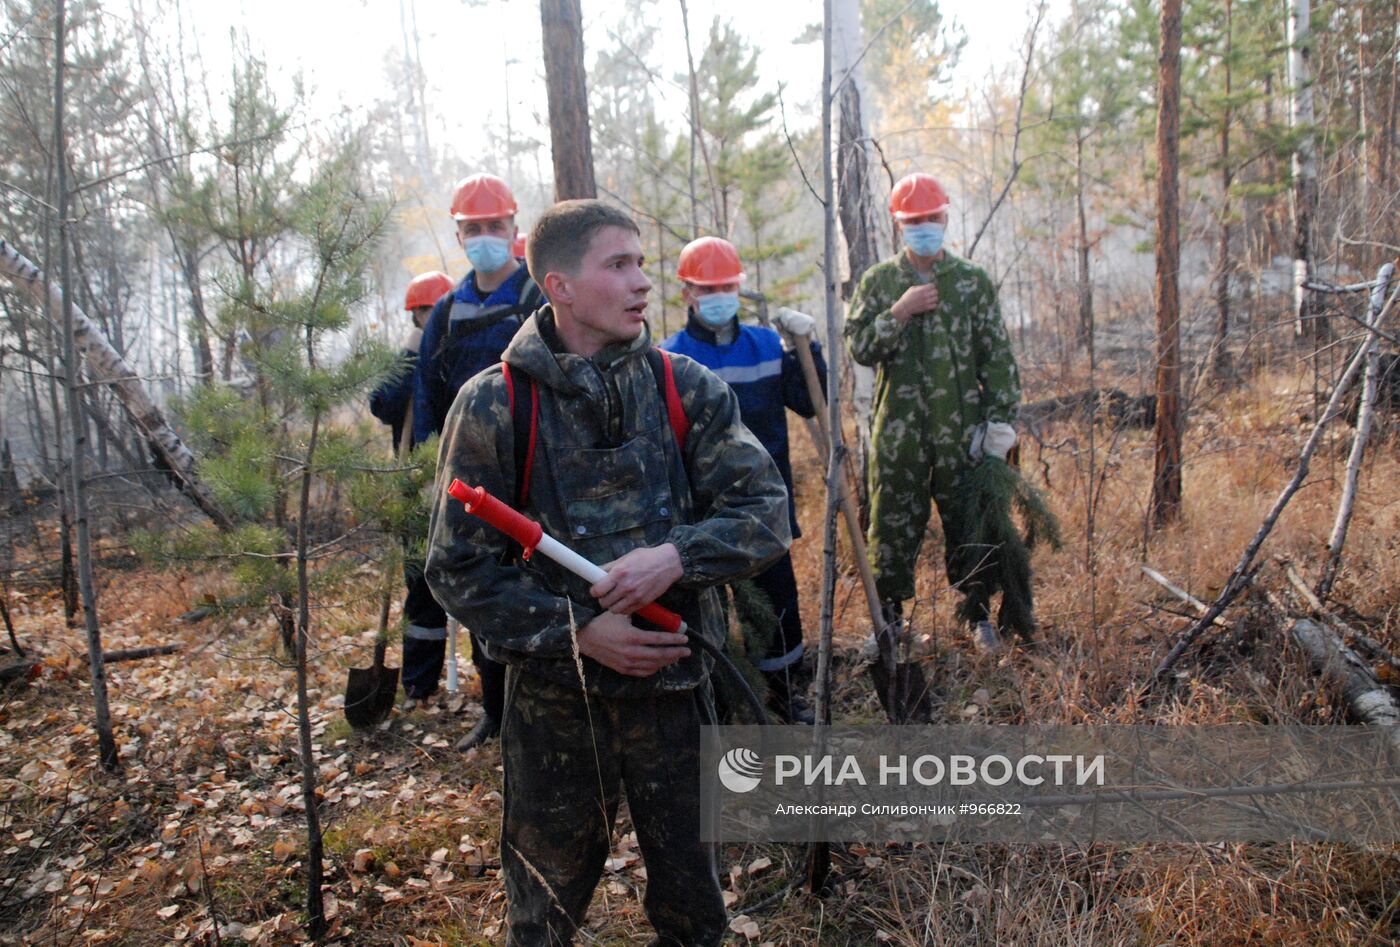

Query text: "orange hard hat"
[512, 234, 527, 258]
[450, 173, 518, 221]
[889, 173, 950, 220]
[404, 271, 454, 311]
[677, 236, 746, 286]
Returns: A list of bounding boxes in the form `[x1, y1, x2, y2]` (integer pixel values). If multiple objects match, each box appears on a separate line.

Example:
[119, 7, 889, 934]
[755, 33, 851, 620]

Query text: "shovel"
[345, 634, 400, 729]
[344, 403, 413, 728]
[781, 321, 933, 726]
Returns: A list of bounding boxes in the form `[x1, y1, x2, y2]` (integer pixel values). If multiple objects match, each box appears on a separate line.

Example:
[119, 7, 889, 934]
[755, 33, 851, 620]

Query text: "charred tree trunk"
[831, 0, 879, 512]
[1075, 129, 1093, 352]
[539, 0, 596, 200]
[1150, 0, 1184, 529]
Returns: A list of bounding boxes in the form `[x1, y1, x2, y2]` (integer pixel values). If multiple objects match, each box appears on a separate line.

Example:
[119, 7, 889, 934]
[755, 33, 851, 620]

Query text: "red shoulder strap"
[657, 349, 689, 452]
[502, 364, 539, 508]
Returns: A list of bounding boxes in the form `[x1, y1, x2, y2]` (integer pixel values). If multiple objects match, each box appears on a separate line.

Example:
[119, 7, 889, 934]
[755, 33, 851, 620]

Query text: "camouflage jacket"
[425, 307, 791, 697]
[845, 249, 1020, 452]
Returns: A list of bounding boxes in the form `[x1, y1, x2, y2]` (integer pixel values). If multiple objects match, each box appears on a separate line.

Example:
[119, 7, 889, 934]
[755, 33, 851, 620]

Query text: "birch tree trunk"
[1150, 0, 1184, 528]
[1288, 0, 1322, 344]
[0, 238, 233, 530]
[53, 0, 119, 772]
[539, 0, 596, 200]
[1318, 263, 1396, 598]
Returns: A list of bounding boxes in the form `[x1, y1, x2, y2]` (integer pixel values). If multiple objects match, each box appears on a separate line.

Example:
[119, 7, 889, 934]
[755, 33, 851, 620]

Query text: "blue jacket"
[659, 312, 825, 537]
[369, 349, 417, 448]
[413, 264, 542, 445]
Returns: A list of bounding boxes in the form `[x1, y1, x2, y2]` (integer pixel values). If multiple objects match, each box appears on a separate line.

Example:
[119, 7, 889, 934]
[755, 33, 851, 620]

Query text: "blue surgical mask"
[903, 221, 945, 258]
[464, 234, 513, 273]
[695, 292, 740, 327]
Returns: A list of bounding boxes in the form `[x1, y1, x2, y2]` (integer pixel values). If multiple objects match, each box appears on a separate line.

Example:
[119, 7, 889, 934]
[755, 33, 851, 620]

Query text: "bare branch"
[966, 0, 1046, 260]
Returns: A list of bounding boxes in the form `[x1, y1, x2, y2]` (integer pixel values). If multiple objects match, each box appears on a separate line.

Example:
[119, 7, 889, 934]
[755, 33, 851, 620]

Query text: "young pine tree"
[153, 145, 398, 940]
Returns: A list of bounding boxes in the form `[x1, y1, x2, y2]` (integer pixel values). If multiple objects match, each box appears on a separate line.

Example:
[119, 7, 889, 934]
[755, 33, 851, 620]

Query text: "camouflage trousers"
[500, 668, 726, 947]
[866, 431, 995, 619]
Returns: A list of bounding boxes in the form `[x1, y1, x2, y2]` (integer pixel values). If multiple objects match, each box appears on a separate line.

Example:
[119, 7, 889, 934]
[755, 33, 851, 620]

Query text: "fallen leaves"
[729, 913, 761, 939]
[1, 566, 518, 945]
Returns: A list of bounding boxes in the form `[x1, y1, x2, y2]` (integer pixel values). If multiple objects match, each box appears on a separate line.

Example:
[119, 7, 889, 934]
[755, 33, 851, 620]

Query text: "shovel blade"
[345, 664, 400, 729]
[869, 660, 934, 724]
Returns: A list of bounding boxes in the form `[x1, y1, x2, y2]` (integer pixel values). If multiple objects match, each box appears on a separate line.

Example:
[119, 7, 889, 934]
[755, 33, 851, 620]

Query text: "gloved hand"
[970, 421, 1017, 462]
[773, 307, 816, 337]
[405, 327, 424, 354]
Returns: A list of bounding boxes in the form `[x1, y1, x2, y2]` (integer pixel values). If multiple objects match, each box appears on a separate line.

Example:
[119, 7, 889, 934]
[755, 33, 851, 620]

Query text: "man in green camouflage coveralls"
[426, 200, 790, 946]
[845, 172, 1026, 651]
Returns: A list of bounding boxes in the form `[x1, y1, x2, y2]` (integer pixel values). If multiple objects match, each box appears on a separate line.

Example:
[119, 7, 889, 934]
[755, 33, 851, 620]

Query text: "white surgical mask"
[464, 234, 512, 273]
[695, 292, 740, 326]
[903, 221, 945, 257]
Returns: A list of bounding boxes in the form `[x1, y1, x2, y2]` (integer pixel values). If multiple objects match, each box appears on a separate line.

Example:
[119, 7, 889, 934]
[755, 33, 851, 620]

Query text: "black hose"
[685, 628, 772, 727]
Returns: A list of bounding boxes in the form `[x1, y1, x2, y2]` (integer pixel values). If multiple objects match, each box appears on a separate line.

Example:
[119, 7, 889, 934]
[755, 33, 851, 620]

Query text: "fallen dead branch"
[1140, 565, 1229, 629]
[1020, 388, 1155, 436]
[1, 643, 184, 685]
[1284, 561, 1400, 678]
[1147, 280, 1397, 687]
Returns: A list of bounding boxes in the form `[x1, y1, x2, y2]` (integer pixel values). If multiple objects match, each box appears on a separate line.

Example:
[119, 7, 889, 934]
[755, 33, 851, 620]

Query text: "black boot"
[764, 671, 815, 725]
[454, 714, 500, 752]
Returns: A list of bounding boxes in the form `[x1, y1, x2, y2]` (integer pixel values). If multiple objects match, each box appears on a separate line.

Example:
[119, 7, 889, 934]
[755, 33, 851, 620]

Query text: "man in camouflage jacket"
[426, 200, 789, 946]
[845, 172, 1025, 648]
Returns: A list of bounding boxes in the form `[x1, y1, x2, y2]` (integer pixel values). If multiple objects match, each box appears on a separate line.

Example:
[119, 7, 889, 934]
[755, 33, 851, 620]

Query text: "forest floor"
[3, 358, 1400, 946]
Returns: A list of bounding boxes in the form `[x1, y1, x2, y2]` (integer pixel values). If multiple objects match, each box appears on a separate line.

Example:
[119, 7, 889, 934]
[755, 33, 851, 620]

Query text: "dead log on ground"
[1020, 388, 1156, 436]
[1288, 618, 1400, 729]
[1284, 561, 1400, 678]
[1147, 284, 1396, 688]
[1, 643, 184, 686]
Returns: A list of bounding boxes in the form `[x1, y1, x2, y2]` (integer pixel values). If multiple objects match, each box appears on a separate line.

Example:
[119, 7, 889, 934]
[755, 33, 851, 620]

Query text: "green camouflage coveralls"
[845, 248, 1021, 614]
[426, 307, 790, 946]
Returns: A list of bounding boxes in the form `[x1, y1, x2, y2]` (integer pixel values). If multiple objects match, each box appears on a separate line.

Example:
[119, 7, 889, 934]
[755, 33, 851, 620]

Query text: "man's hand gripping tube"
[446, 480, 685, 634]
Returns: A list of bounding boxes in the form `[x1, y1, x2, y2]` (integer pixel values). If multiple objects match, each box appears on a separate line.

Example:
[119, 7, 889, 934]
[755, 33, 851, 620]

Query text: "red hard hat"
[450, 174, 518, 221]
[512, 234, 527, 258]
[677, 236, 746, 286]
[404, 271, 454, 311]
[889, 173, 950, 220]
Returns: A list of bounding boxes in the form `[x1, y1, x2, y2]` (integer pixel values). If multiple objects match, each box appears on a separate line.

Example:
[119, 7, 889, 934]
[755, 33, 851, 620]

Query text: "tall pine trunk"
[540, 0, 597, 200]
[1150, 0, 1184, 529]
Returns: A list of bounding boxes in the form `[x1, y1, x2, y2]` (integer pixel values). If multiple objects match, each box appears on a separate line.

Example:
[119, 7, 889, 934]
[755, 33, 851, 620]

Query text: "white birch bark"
[1, 237, 232, 529]
[1319, 263, 1396, 597]
[1288, 0, 1319, 338]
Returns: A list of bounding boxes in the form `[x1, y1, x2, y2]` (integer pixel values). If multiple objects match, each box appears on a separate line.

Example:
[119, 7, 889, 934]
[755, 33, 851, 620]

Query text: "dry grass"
[745, 363, 1400, 945]
[3, 362, 1399, 944]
